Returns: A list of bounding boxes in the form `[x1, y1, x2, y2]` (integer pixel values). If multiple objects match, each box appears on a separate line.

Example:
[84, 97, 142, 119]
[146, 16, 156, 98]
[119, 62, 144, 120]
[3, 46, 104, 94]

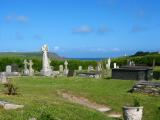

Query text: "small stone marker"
[0, 101, 24, 110]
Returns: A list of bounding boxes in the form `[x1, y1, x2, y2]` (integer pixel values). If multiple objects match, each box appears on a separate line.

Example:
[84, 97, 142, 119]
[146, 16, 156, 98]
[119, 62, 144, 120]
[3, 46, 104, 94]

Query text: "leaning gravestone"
[0, 72, 8, 84]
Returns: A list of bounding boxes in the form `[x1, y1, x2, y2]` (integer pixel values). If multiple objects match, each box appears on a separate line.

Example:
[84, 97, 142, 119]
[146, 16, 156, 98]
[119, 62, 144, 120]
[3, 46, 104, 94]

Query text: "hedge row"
[111, 54, 160, 67]
[0, 57, 98, 72]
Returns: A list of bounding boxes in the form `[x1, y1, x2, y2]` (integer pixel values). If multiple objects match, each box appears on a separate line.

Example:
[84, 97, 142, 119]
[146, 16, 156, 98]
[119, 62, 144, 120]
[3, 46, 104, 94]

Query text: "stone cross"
[41, 44, 52, 76]
[28, 60, 34, 76]
[23, 60, 29, 75]
[23, 60, 28, 70]
[64, 60, 69, 75]
[106, 58, 111, 69]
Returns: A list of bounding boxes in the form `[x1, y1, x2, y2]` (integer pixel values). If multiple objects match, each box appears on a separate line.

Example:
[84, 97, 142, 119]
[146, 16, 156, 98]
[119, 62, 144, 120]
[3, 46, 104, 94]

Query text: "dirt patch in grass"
[57, 91, 122, 118]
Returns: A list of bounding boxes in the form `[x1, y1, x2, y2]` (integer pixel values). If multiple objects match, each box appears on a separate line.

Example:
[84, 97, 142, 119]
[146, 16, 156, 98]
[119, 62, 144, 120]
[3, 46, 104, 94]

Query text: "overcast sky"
[0, 0, 160, 58]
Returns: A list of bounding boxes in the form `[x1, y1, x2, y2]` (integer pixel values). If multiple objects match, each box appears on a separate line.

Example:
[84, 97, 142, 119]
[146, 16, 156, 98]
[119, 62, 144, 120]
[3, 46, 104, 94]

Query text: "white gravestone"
[88, 66, 94, 72]
[97, 63, 102, 71]
[64, 60, 69, 76]
[0, 72, 8, 84]
[78, 66, 82, 71]
[6, 65, 12, 74]
[23, 60, 29, 75]
[114, 63, 117, 68]
[106, 58, 111, 70]
[59, 65, 64, 73]
[41, 44, 53, 76]
[28, 60, 34, 76]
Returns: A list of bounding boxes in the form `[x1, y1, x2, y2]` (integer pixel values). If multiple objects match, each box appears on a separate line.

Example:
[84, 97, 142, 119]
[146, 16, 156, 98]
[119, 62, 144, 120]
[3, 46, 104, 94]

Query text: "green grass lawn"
[0, 77, 160, 120]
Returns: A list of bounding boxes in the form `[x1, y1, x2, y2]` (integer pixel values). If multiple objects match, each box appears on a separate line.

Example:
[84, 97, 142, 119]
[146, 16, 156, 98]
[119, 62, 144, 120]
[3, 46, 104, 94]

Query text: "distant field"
[0, 77, 159, 120]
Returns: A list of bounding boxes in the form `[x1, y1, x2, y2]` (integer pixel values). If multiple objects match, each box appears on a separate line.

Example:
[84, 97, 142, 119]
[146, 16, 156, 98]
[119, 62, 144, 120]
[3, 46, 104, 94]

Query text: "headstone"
[28, 60, 34, 76]
[6, 65, 12, 74]
[106, 58, 111, 69]
[59, 65, 64, 73]
[41, 44, 53, 76]
[88, 66, 94, 71]
[64, 60, 69, 76]
[78, 66, 82, 71]
[97, 62, 102, 71]
[23, 59, 29, 75]
[0, 72, 8, 84]
[114, 63, 117, 68]
[11, 64, 18, 72]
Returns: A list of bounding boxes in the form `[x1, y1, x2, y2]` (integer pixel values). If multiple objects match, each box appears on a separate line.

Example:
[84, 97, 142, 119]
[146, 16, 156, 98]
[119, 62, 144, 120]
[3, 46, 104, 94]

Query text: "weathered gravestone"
[29, 60, 34, 76]
[23, 59, 29, 76]
[0, 72, 8, 84]
[88, 66, 94, 72]
[97, 62, 102, 71]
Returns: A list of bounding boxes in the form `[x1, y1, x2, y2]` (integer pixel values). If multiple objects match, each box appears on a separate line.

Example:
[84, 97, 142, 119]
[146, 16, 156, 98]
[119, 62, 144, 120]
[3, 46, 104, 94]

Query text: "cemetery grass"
[0, 77, 159, 120]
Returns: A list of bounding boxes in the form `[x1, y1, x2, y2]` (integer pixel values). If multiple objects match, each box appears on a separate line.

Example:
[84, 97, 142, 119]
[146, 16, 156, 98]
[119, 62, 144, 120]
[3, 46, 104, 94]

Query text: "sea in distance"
[68, 58, 107, 61]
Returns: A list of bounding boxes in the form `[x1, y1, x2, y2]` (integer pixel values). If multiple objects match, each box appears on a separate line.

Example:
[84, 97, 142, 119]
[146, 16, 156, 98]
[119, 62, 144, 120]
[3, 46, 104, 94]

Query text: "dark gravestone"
[67, 70, 74, 77]
[11, 64, 19, 72]
[112, 66, 153, 81]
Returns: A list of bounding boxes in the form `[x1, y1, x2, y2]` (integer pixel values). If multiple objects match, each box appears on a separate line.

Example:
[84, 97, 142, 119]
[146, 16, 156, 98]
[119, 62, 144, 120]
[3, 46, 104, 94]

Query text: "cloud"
[72, 25, 93, 33]
[53, 46, 60, 51]
[33, 34, 43, 40]
[131, 26, 147, 32]
[5, 14, 28, 23]
[111, 48, 120, 52]
[16, 15, 28, 22]
[5, 15, 13, 22]
[98, 27, 112, 33]
[137, 9, 145, 17]
[15, 32, 23, 40]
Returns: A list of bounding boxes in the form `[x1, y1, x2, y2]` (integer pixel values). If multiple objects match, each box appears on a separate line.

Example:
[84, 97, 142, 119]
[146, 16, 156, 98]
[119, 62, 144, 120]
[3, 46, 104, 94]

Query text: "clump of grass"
[133, 98, 140, 107]
[3, 82, 18, 95]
